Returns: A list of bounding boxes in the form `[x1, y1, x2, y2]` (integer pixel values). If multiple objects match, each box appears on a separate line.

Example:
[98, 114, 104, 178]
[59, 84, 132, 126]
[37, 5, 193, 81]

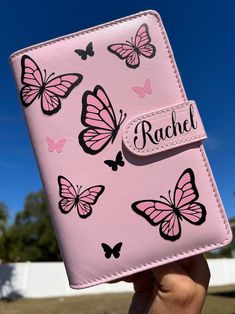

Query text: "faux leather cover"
[10, 10, 232, 289]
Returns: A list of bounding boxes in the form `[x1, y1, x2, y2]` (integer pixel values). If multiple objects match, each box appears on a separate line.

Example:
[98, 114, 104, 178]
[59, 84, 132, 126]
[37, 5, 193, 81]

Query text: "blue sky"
[0, 0, 234, 221]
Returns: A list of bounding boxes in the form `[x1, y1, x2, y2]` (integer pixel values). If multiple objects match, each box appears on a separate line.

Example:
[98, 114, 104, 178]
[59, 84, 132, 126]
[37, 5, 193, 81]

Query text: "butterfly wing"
[55, 138, 67, 153]
[116, 151, 125, 167]
[20, 55, 43, 107]
[132, 200, 174, 225]
[138, 44, 156, 58]
[79, 85, 120, 154]
[174, 168, 206, 227]
[45, 74, 83, 98]
[79, 128, 114, 155]
[101, 243, 112, 259]
[132, 86, 145, 98]
[174, 168, 199, 208]
[179, 202, 206, 225]
[86, 42, 94, 57]
[107, 43, 134, 60]
[58, 176, 78, 214]
[134, 23, 156, 58]
[94, 85, 117, 123]
[40, 89, 61, 115]
[74, 48, 87, 60]
[125, 50, 140, 69]
[21, 85, 41, 107]
[79, 185, 105, 205]
[47, 137, 56, 152]
[132, 200, 181, 241]
[77, 185, 105, 218]
[41, 73, 83, 115]
[159, 212, 181, 241]
[112, 242, 123, 258]
[144, 79, 152, 94]
[76, 201, 92, 218]
[107, 43, 140, 69]
[104, 159, 117, 171]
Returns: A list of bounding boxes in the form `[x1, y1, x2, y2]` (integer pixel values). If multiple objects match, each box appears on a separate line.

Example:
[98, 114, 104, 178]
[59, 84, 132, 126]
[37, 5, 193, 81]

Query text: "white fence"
[0, 259, 235, 298]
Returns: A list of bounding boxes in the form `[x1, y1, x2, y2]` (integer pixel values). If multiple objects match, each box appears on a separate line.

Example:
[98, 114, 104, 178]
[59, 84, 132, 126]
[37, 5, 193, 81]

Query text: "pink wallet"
[10, 10, 232, 289]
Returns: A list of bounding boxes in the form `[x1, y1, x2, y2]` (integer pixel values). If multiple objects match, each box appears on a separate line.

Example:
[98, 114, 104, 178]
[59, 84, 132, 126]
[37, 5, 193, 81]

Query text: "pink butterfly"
[58, 175, 105, 218]
[131, 169, 206, 241]
[132, 79, 152, 98]
[20, 55, 83, 115]
[107, 23, 156, 69]
[47, 137, 66, 153]
[79, 85, 126, 155]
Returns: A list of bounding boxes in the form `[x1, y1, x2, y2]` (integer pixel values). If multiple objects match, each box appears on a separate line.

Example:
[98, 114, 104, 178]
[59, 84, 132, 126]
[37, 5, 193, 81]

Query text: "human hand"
[126, 254, 210, 314]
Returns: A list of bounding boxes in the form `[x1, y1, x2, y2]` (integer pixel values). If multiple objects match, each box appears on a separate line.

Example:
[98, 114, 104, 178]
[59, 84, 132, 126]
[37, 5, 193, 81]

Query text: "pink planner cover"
[10, 10, 232, 289]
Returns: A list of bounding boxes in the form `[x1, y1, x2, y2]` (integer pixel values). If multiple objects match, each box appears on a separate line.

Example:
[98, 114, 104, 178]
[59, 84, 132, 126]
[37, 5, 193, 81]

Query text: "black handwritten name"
[133, 104, 197, 150]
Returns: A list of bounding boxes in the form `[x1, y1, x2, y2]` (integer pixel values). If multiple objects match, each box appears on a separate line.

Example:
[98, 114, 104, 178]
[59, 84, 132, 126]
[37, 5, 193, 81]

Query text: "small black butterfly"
[104, 151, 125, 171]
[101, 242, 123, 259]
[74, 42, 94, 60]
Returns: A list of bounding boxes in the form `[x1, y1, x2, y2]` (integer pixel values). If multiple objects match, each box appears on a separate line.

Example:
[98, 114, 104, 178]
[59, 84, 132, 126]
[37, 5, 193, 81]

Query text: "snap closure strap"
[122, 101, 207, 156]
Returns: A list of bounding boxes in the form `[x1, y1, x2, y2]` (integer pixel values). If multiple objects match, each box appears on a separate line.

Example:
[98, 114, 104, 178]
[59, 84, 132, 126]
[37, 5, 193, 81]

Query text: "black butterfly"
[101, 242, 123, 259]
[104, 151, 125, 171]
[74, 42, 94, 60]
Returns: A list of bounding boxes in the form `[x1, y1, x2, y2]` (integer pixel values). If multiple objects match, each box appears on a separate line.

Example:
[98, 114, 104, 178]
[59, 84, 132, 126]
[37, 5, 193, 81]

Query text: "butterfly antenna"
[118, 109, 127, 126]
[160, 195, 171, 205]
[126, 40, 132, 45]
[77, 185, 82, 195]
[46, 72, 55, 83]
[168, 190, 173, 205]
[43, 69, 47, 83]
